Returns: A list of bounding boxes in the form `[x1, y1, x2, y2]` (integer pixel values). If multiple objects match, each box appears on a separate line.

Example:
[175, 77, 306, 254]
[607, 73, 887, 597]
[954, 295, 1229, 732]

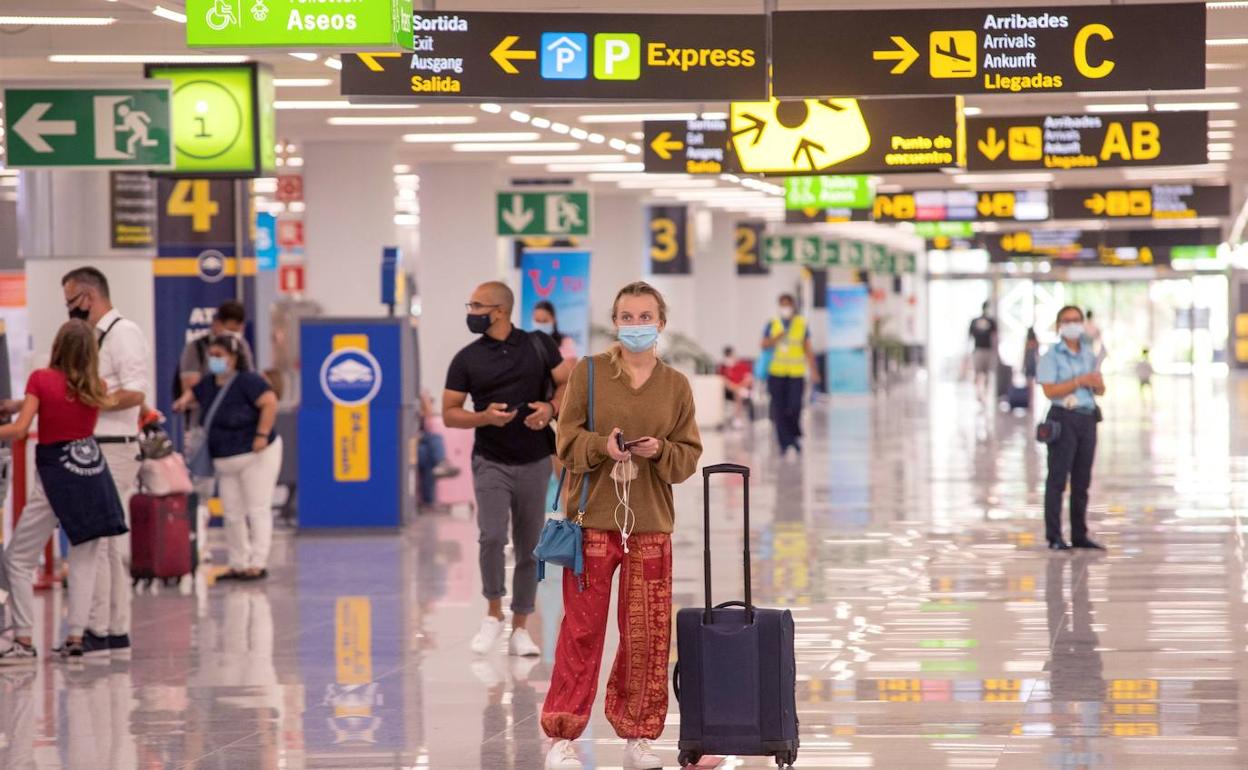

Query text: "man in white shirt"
[62, 267, 150, 657]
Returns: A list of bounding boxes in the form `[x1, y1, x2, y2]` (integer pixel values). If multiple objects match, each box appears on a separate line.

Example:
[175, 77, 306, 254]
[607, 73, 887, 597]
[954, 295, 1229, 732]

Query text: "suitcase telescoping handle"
[702, 463, 752, 624]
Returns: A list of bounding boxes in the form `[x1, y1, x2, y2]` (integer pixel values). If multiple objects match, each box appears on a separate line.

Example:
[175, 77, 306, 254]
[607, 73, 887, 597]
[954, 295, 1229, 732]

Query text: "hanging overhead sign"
[981, 226, 1222, 265]
[771, 4, 1205, 97]
[735, 220, 768, 276]
[648, 206, 691, 274]
[784, 176, 873, 211]
[341, 12, 767, 101]
[873, 189, 1049, 222]
[185, 0, 414, 50]
[730, 98, 964, 175]
[644, 98, 963, 175]
[967, 112, 1206, 171]
[2, 84, 173, 169]
[785, 208, 872, 225]
[1050, 185, 1231, 221]
[496, 191, 590, 237]
[146, 63, 277, 177]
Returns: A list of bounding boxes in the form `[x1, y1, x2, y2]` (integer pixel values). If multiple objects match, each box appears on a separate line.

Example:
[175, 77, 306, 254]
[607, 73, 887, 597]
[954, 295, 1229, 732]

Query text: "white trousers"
[213, 437, 282, 571]
[88, 442, 141, 637]
[6, 474, 102, 638]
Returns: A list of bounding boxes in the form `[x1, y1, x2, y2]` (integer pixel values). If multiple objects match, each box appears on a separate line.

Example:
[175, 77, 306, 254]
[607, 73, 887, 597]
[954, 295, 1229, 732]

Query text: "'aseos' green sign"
[784, 176, 873, 211]
[186, 0, 414, 50]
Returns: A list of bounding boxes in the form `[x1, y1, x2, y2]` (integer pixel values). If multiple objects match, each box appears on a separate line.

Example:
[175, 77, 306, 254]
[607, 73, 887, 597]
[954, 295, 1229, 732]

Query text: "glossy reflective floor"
[3, 373, 1248, 769]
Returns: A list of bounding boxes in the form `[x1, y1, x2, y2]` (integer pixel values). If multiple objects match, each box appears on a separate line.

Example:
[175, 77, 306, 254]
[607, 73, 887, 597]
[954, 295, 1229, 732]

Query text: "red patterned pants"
[541, 529, 673, 741]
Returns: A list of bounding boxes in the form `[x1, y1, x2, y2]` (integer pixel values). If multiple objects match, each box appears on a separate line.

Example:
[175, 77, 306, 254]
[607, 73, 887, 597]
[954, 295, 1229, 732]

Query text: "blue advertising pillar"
[298, 317, 418, 528]
[826, 284, 871, 394]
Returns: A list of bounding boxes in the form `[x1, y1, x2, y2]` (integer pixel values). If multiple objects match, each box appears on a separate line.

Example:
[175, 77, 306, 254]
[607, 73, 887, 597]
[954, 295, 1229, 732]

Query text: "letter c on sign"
[1074, 23, 1115, 79]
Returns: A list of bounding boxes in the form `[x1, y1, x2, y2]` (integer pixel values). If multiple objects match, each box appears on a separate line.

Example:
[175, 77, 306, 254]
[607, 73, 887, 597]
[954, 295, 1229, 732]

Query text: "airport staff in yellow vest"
[761, 293, 820, 459]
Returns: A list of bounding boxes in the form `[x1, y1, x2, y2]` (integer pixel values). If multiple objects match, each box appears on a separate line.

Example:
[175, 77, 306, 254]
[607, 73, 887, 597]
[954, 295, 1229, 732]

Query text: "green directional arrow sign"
[797, 236, 823, 266]
[2, 84, 173, 170]
[496, 191, 591, 237]
[763, 235, 795, 265]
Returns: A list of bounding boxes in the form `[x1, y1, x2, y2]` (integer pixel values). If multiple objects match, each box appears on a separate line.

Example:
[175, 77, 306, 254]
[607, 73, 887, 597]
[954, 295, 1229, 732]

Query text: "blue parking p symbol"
[541, 33, 588, 80]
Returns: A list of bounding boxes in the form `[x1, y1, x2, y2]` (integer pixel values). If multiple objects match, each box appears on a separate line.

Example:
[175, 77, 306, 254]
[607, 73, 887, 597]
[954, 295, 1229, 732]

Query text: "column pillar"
[18, 170, 156, 389]
[585, 191, 646, 340]
[415, 160, 502, 393]
[303, 140, 398, 318]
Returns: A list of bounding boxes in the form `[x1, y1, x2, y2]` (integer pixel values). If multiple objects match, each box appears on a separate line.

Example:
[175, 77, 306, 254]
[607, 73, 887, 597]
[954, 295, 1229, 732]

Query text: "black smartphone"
[624, 438, 646, 450]
[615, 432, 628, 452]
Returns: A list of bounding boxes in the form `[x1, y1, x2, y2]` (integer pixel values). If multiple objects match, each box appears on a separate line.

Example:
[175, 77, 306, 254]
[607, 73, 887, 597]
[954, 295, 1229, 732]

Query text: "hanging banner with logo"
[735, 220, 768, 276]
[771, 4, 1205, 97]
[512, 237, 579, 269]
[967, 112, 1207, 171]
[648, 205, 691, 275]
[873, 189, 1050, 222]
[255, 211, 278, 271]
[826, 285, 871, 394]
[644, 97, 964, 175]
[340, 12, 767, 101]
[109, 171, 157, 248]
[519, 250, 591, 355]
[1050, 185, 1231, 220]
[154, 177, 255, 418]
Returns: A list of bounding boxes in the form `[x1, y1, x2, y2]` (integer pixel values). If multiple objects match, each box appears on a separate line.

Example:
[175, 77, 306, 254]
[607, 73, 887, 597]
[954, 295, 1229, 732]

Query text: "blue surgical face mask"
[1059, 322, 1084, 341]
[617, 324, 660, 353]
[534, 322, 554, 335]
[207, 356, 229, 375]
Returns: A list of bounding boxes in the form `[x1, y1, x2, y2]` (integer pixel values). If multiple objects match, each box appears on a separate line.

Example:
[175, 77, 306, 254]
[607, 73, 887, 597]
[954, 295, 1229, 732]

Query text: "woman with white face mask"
[540, 281, 703, 770]
[1036, 306, 1107, 553]
[174, 335, 281, 580]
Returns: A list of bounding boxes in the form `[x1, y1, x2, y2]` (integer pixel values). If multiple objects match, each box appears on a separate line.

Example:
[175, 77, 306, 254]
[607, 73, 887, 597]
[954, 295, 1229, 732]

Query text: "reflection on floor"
[2, 373, 1247, 768]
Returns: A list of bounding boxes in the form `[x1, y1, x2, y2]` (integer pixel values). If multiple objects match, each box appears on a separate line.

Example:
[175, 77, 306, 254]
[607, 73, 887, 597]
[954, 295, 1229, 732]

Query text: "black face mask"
[68, 306, 90, 322]
[466, 313, 492, 335]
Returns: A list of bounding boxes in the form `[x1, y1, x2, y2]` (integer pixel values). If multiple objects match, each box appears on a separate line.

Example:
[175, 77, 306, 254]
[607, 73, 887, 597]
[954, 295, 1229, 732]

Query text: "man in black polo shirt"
[444, 281, 572, 659]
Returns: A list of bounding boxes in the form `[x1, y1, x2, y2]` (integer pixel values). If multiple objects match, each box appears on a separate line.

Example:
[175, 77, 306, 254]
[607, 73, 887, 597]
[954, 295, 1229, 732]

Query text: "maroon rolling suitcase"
[130, 493, 194, 586]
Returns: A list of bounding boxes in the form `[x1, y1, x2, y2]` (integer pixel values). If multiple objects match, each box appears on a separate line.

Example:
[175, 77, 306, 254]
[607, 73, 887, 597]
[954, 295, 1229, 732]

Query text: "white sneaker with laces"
[470, 616, 504, 656]
[509, 627, 541, 657]
[624, 738, 662, 769]
[545, 739, 583, 769]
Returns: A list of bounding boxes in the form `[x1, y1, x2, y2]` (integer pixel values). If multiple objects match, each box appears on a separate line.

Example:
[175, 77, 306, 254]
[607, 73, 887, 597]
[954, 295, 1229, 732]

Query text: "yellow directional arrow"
[490, 35, 536, 75]
[977, 194, 994, 218]
[872, 36, 919, 75]
[356, 52, 402, 72]
[1084, 192, 1106, 215]
[977, 127, 1005, 161]
[650, 131, 684, 161]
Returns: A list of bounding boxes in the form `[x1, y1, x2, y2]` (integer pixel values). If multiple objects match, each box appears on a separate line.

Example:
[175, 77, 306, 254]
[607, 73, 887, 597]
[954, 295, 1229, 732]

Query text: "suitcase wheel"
[678, 750, 701, 768]
[775, 749, 798, 768]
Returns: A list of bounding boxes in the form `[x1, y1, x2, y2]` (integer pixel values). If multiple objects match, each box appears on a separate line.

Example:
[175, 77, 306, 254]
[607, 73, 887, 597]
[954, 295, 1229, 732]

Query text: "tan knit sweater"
[556, 353, 702, 534]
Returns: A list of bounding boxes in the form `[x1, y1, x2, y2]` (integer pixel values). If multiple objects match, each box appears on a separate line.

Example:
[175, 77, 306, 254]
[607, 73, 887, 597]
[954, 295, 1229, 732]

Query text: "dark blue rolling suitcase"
[673, 464, 799, 768]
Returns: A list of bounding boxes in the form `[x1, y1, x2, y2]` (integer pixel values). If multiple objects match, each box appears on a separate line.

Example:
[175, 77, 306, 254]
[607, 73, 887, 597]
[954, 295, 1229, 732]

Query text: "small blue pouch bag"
[534, 357, 594, 589]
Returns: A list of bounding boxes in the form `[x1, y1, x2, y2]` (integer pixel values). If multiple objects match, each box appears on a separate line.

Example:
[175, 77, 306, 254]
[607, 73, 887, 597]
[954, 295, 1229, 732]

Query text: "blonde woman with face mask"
[541, 281, 703, 770]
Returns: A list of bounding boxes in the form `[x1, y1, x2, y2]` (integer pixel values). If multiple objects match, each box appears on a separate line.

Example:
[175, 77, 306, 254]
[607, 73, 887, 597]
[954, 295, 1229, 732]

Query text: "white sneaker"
[509, 627, 541, 657]
[470, 616, 504, 655]
[545, 739, 583, 769]
[624, 738, 662, 769]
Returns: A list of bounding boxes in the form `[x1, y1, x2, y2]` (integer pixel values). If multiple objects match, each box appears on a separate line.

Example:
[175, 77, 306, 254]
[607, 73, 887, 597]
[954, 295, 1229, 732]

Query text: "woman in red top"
[0, 320, 127, 663]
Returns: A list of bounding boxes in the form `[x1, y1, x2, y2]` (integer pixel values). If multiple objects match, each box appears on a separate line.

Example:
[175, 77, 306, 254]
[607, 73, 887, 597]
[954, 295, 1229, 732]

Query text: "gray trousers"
[472, 455, 550, 615]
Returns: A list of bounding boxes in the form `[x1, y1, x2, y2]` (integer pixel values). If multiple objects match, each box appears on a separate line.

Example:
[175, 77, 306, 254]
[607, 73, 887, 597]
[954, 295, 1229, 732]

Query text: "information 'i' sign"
[770, 3, 1205, 97]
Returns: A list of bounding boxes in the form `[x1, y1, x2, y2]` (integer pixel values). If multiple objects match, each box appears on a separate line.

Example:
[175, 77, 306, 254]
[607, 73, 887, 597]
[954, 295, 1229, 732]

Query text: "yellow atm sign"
[771, 4, 1205, 97]
[967, 112, 1207, 171]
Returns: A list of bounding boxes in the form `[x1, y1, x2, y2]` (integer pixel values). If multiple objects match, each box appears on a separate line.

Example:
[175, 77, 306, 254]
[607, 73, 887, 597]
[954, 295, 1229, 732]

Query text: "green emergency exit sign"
[186, 0, 414, 50]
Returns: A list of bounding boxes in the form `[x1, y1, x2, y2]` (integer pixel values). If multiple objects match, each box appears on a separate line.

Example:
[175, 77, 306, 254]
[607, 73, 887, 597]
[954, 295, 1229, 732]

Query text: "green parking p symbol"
[594, 33, 640, 80]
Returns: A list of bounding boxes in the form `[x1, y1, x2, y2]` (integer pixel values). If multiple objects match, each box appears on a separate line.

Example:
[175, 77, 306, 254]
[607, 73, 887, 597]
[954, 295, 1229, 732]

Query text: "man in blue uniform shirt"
[1036, 305, 1107, 552]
